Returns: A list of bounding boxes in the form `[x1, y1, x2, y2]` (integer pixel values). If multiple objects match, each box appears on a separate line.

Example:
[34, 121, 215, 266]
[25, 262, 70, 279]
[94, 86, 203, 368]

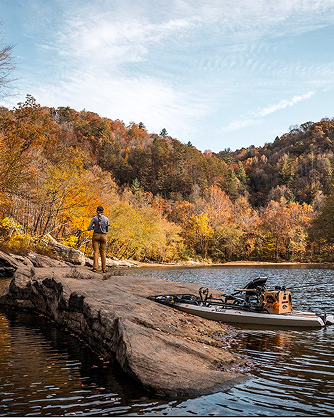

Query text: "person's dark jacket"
[88, 214, 109, 234]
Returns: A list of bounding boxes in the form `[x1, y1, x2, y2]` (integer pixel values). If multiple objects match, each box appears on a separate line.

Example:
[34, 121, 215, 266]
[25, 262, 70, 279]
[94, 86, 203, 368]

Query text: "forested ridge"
[1, 95, 334, 263]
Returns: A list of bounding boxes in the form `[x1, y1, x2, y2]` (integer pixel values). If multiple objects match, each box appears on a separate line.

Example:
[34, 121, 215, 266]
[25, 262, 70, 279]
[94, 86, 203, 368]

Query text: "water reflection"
[227, 327, 334, 416]
[0, 306, 162, 416]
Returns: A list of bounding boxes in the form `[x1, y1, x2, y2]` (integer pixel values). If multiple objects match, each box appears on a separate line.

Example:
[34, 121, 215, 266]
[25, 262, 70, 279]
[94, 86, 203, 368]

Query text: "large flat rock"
[0, 265, 245, 396]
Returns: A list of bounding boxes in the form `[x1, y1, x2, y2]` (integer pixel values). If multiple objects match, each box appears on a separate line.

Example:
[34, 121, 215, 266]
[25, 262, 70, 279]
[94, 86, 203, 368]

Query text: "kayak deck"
[172, 302, 327, 327]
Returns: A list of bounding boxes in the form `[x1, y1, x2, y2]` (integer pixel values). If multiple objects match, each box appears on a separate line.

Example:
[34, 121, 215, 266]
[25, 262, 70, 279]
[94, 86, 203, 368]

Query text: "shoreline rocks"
[0, 256, 245, 397]
[0, 249, 138, 278]
[44, 234, 138, 268]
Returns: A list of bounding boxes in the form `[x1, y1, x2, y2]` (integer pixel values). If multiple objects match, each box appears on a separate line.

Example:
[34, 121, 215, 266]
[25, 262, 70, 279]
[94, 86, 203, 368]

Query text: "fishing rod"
[286, 283, 321, 290]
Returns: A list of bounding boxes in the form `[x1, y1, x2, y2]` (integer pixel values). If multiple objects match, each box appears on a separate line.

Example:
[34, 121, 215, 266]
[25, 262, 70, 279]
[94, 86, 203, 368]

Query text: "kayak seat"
[244, 277, 268, 290]
[243, 277, 268, 304]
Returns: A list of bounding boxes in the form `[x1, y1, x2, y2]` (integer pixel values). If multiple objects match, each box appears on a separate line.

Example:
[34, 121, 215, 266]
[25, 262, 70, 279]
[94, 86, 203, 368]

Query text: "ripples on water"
[0, 305, 165, 416]
[1, 265, 334, 416]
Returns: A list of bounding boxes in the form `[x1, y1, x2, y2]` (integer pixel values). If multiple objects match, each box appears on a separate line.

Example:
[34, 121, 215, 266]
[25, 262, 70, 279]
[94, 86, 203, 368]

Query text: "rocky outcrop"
[84, 256, 138, 268]
[0, 251, 19, 277]
[45, 234, 86, 265]
[0, 250, 73, 276]
[0, 246, 138, 279]
[44, 234, 138, 267]
[0, 262, 244, 397]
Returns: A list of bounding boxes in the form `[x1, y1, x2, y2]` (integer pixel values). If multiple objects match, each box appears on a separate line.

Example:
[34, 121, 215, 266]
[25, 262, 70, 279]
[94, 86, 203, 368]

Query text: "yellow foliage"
[0, 231, 33, 255]
[61, 235, 79, 248]
[184, 214, 214, 240]
[260, 199, 314, 260]
[108, 202, 182, 261]
[0, 217, 22, 230]
[71, 216, 90, 232]
[183, 213, 214, 258]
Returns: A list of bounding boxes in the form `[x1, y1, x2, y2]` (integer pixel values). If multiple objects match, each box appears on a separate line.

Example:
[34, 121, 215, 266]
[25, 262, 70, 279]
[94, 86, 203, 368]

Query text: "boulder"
[43, 234, 138, 268]
[44, 234, 86, 265]
[0, 250, 19, 277]
[11, 252, 70, 268]
[0, 240, 138, 279]
[84, 256, 138, 268]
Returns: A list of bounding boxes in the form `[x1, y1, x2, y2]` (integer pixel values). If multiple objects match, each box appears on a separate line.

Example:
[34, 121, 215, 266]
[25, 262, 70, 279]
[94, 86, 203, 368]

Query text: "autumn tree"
[108, 201, 182, 262]
[233, 195, 261, 259]
[202, 187, 253, 261]
[203, 186, 233, 226]
[268, 185, 294, 203]
[309, 189, 334, 259]
[286, 201, 313, 260]
[32, 155, 117, 238]
[260, 198, 313, 261]
[168, 200, 195, 225]
[183, 213, 214, 259]
[0, 96, 59, 213]
[235, 161, 247, 185]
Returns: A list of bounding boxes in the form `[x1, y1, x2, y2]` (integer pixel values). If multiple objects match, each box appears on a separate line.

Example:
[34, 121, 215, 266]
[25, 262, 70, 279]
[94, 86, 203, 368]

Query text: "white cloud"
[221, 118, 261, 133]
[221, 91, 315, 133]
[53, 0, 334, 73]
[56, 10, 199, 68]
[255, 92, 315, 117]
[28, 70, 209, 141]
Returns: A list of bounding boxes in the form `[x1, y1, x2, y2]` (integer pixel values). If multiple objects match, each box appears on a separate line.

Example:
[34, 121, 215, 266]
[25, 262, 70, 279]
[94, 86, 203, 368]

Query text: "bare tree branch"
[0, 25, 16, 99]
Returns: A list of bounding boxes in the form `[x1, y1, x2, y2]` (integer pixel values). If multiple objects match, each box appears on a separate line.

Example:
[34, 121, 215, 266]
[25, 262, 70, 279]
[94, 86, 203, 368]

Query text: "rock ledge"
[0, 262, 244, 397]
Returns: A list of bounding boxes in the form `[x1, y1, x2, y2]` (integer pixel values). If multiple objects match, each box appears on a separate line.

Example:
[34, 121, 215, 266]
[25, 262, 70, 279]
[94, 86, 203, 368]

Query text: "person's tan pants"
[92, 234, 107, 270]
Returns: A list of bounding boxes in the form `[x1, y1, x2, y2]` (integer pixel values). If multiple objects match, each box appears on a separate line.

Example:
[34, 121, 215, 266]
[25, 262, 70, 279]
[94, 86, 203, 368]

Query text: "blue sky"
[1, 0, 334, 152]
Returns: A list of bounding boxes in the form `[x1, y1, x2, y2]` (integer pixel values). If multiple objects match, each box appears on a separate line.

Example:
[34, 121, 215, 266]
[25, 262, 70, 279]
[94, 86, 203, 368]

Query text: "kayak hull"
[172, 302, 327, 328]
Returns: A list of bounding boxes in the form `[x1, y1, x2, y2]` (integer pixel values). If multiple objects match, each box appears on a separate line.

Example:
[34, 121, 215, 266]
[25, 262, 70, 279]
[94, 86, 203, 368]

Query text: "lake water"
[1, 265, 334, 416]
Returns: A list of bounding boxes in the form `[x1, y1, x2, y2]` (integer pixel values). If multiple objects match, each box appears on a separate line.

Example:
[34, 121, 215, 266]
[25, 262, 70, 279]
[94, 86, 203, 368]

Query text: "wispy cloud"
[221, 91, 315, 133]
[30, 70, 210, 140]
[52, 0, 334, 75]
[221, 118, 261, 133]
[56, 11, 200, 68]
[255, 92, 315, 117]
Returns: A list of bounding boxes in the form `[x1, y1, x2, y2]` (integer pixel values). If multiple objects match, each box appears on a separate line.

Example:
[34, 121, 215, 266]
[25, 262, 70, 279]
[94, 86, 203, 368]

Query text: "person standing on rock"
[87, 206, 109, 273]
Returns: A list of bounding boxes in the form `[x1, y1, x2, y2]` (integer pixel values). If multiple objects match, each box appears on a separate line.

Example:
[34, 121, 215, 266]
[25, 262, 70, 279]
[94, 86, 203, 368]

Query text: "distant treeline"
[0, 95, 334, 263]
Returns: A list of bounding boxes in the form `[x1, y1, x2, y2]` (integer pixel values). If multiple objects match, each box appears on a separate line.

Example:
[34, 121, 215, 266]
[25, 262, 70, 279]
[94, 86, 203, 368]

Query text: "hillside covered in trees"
[1, 95, 334, 263]
[220, 120, 334, 208]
